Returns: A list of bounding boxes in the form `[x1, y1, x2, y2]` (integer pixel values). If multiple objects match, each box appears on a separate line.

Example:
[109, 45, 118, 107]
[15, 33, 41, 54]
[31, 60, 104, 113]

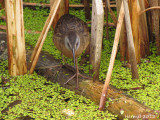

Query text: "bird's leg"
[76, 58, 79, 88]
[64, 58, 91, 88]
[64, 58, 79, 88]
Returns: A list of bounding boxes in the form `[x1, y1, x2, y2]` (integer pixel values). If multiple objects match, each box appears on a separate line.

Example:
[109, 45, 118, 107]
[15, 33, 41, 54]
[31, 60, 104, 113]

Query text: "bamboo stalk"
[5, 0, 27, 76]
[110, 1, 116, 4]
[117, 0, 127, 62]
[65, 0, 69, 14]
[87, 21, 115, 27]
[130, 0, 141, 63]
[50, 0, 67, 29]
[69, 4, 116, 8]
[140, 6, 160, 15]
[29, 0, 61, 74]
[90, 0, 104, 81]
[123, 0, 139, 79]
[23, 2, 116, 8]
[147, 0, 159, 55]
[23, 2, 50, 7]
[83, 0, 91, 20]
[99, 1, 124, 111]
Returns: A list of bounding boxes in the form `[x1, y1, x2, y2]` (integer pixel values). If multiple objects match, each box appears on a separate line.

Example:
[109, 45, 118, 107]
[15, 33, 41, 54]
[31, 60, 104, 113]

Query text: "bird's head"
[64, 31, 80, 68]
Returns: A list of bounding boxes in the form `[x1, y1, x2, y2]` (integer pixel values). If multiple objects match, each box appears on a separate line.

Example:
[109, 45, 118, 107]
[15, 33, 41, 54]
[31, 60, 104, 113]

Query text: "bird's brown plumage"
[53, 14, 90, 59]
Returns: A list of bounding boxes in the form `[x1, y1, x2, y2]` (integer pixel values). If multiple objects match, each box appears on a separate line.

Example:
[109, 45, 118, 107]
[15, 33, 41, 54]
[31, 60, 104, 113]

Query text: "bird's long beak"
[72, 48, 76, 68]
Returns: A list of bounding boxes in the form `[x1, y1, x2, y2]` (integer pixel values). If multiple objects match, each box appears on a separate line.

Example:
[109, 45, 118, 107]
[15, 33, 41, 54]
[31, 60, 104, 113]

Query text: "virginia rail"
[53, 14, 90, 88]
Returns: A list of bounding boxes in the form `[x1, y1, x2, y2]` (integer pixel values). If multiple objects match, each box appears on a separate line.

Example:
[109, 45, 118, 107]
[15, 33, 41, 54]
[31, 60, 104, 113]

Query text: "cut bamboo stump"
[29, 0, 61, 74]
[5, 0, 27, 76]
[140, 6, 160, 13]
[90, 0, 104, 81]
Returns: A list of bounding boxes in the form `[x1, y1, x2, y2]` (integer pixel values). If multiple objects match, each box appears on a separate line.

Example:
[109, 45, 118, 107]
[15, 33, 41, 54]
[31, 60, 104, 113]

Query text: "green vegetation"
[0, 0, 160, 119]
[0, 60, 116, 119]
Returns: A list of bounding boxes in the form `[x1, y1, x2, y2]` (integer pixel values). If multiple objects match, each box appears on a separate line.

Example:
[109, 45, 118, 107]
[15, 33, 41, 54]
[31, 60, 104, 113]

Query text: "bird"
[53, 14, 90, 88]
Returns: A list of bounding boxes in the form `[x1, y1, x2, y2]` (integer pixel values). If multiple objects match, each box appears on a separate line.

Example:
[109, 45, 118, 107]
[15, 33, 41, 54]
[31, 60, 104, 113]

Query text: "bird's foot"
[64, 72, 91, 89]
